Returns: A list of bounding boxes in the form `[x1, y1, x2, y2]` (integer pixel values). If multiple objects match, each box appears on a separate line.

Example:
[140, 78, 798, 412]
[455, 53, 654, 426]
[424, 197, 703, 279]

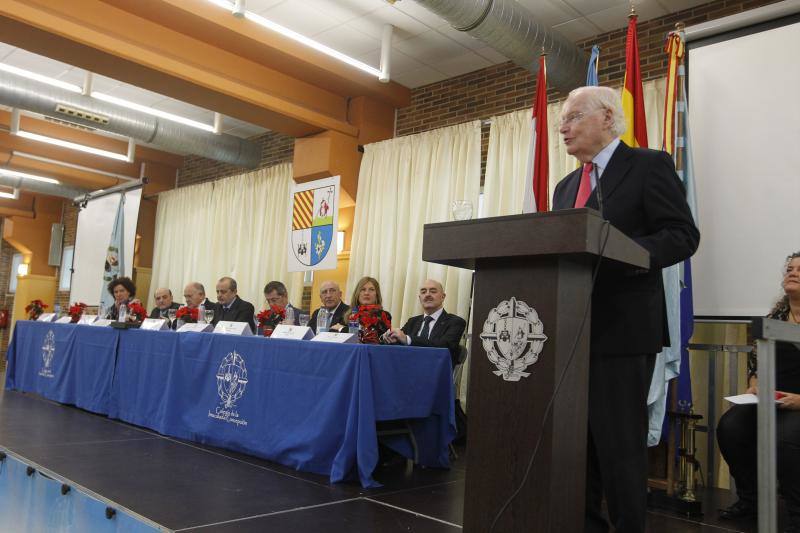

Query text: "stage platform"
[0, 380, 761, 532]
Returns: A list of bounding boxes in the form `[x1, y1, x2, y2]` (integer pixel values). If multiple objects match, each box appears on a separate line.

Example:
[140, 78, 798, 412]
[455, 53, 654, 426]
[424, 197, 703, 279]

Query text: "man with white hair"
[552, 85, 699, 533]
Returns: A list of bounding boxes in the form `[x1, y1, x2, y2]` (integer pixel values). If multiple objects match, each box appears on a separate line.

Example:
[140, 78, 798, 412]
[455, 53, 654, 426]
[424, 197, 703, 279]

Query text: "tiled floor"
[0, 383, 768, 532]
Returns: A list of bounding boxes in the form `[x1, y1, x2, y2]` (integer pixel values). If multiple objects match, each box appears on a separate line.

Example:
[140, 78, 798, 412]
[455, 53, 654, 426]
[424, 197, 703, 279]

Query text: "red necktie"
[574, 163, 593, 208]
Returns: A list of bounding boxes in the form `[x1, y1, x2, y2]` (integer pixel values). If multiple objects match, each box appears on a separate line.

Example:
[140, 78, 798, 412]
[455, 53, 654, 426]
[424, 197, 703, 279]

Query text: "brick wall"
[178, 130, 295, 187]
[396, 0, 780, 137]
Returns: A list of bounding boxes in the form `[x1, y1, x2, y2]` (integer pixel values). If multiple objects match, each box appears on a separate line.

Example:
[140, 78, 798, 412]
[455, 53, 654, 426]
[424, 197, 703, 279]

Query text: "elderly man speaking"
[552, 85, 699, 533]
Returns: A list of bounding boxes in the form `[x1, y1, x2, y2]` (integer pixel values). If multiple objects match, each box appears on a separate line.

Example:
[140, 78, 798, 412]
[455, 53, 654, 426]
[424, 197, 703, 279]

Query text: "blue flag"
[100, 194, 125, 313]
[586, 45, 600, 86]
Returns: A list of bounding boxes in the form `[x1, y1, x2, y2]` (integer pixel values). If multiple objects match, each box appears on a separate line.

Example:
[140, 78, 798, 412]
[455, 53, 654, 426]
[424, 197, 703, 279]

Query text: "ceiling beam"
[0, 0, 386, 138]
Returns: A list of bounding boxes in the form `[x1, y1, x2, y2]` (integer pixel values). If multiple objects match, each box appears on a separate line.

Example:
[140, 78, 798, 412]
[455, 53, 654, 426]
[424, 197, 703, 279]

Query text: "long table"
[5, 321, 456, 488]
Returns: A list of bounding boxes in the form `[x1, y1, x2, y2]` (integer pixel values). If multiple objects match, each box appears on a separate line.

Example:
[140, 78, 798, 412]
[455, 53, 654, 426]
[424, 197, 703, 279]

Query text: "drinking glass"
[299, 313, 310, 327]
[451, 200, 473, 221]
[167, 308, 177, 323]
[204, 309, 215, 324]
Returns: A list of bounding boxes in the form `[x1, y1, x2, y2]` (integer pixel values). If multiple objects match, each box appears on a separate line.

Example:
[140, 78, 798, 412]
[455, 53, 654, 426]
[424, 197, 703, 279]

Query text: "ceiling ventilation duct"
[0, 174, 89, 199]
[0, 70, 261, 168]
[413, 0, 588, 92]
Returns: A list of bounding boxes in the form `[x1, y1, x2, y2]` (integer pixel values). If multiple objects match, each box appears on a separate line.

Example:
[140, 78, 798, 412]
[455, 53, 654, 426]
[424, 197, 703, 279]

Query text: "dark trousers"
[717, 404, 800, 522]
[585, 353, 655, 533]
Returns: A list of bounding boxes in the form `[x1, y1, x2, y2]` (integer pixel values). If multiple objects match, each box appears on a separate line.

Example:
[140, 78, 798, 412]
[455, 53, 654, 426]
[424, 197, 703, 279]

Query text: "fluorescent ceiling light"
[91, 92, 215, 132]
[0, 189, 19, 199]
[1, 64, 215, 132]
[206, 0, 382, 78]
[11, 151, 137, 181]
[16, 131, 130, 162]
[0, 168, 60, 184]
[0, 63, 82, 93]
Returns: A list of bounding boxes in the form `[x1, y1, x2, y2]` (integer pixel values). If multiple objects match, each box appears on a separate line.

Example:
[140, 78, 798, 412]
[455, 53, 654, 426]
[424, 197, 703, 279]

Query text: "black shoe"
[719, 500, 757, 520]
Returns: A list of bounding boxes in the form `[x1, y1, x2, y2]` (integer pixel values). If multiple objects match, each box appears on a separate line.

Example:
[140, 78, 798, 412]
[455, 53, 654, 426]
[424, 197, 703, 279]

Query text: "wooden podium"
[423, 209, 649, 532]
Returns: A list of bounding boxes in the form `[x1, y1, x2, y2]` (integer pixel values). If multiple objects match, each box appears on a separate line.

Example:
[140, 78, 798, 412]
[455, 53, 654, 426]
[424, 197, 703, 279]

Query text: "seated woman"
[717, 251, 800, 533]
[349, 276, 392, 341]
[105, 276, 138, 320]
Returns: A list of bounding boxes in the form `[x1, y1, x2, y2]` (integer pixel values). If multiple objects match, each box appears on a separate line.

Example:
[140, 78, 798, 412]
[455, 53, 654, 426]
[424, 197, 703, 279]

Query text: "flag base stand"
[648, 488, 704, 517]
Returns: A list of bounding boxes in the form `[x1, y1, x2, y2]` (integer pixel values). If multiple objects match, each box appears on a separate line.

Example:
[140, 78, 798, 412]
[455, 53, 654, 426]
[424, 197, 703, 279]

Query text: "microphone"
[593, 162, 605, 218]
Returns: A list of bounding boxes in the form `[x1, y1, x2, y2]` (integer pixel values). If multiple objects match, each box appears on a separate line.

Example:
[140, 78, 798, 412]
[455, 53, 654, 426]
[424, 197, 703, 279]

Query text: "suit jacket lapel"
[587, 141, 633, 208]
[428, 310, 448, 339]
[556, 167, 582, 209]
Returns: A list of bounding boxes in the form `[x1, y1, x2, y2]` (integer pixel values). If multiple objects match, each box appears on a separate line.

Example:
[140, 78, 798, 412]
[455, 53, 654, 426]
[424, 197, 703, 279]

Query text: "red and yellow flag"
[621, 13, 648, 148]
[661, 32, 685, 156]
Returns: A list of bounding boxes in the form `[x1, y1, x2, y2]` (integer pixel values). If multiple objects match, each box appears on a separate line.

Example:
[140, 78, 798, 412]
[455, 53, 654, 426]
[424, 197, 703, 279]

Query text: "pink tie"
[573, 163, 593, 208]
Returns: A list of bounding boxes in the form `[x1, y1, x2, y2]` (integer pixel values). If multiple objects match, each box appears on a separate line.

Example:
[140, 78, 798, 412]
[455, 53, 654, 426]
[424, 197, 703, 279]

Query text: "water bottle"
[348, 317, 361, 339]
[198, 304, 206, 324]
[118, 303, 128, 322]
[54, 304, 61, 318]
[284, 306, 295, 325]
[318, 309, 329, 333]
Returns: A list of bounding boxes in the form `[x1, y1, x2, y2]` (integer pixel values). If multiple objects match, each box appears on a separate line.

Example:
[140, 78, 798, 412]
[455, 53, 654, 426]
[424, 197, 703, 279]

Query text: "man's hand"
[777, 392, 800, 410]
[383, 328, 407, 345]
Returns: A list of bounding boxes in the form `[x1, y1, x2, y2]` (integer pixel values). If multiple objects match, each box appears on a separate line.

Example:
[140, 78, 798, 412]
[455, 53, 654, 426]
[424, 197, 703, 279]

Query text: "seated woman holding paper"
[717, 251, 800, 531]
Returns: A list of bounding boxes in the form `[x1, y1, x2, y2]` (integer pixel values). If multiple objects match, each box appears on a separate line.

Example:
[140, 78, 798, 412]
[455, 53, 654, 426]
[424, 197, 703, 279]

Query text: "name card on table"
[213, 321, 252, 336]
[36, 313, 56, 322]
[55, 316, 73, 324]
[141, 318, 169, 331]
[177, 323, 213, 333]
[78, 314, 98, 325]
[271, 324, 314, 340]
[311, 331, 359, 344]
[90, 319, 113, 327]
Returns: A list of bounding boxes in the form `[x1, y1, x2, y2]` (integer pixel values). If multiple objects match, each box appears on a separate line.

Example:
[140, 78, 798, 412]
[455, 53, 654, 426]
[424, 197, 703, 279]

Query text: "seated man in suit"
[183, 282, 215, 310]
[149, 287, 181, 319]
[263, 280, 300, 325]
[308, 281, 350, 333]
[212, 277, 255, 333]
[384, 279, 466, 366]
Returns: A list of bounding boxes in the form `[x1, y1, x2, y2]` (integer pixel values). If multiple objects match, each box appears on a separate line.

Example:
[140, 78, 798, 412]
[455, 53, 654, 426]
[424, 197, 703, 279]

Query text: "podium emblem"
[208, 351, 250, 428]
[480, 297, 547, 381]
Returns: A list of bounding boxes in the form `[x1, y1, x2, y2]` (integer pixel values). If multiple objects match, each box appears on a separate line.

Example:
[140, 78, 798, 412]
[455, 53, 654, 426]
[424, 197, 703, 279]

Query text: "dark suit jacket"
[212, 296, 255, 333]
[308, 302, 351, 333]
[401, 309, 466, 367]
[149, 302, 180, 319]
[552, 141, 700, 355]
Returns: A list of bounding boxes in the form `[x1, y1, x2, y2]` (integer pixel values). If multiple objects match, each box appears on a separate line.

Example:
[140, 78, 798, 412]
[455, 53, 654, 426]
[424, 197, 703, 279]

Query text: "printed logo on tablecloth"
[38, 330, 56, 379]
[480, 297, 547, 382]
[207, 350, 249, 427]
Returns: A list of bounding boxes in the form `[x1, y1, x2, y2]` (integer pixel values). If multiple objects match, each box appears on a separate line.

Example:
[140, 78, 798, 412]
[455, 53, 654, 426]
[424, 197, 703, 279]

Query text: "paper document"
[724, 393, 785, 405]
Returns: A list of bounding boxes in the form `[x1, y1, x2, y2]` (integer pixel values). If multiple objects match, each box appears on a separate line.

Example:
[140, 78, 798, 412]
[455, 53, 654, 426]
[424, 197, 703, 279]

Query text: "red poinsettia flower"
[349, 305, 392, 344]
[25, 299, 48, 320]
[175, 306, 199, 322]
[257, 304, 285, 332]
[68, 302, 87, 323]
[127, 302, 147, 322]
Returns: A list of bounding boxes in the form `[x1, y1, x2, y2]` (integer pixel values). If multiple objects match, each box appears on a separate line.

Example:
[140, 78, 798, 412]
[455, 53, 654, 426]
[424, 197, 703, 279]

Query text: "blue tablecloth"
[4, 321, 456, 488]
[5, 321, 119, 414]
[108, 330, 456, 487]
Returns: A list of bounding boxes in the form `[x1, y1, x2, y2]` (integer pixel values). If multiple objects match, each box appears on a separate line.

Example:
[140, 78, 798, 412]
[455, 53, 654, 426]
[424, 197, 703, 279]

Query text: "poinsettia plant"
[175, 306, 199, 323]
[68, 302, 87, 323]
[257, 305, 285, 336]
[25, 299, 48, 320]
[349, 304, 392, 344]
[126, 302, 147, 322]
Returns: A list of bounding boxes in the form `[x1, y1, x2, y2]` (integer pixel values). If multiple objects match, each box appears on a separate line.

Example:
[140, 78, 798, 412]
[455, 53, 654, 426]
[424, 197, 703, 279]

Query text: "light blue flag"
[586, 45, 600, 86]
[99, 194, 125, 314]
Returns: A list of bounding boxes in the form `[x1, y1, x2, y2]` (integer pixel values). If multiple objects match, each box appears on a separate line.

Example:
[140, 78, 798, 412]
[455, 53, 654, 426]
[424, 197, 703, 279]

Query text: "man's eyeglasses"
[559, 112, 587, 128]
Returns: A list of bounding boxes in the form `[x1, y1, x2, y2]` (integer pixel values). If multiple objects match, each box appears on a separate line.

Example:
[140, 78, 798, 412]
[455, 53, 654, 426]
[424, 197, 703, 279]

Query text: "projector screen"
[688, 19, 800, 317]
[70, 189, 142, 305]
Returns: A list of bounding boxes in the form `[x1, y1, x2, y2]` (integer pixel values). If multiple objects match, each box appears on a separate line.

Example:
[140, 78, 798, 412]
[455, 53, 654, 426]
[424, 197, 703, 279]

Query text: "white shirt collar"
[425, 307, 444, 322]
[591, 137, 621, 178]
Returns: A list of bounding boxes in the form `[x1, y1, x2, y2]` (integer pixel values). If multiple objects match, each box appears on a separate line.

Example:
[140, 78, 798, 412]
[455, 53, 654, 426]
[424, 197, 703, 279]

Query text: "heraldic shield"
[291, 185, 335, 267]
[480, 297, 547, 381]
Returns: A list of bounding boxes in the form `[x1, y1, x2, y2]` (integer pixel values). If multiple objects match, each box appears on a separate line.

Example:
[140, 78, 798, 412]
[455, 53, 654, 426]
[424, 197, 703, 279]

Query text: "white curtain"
[149, 163, 303, 311]
[483, 78, 667, 216]
[348, 121, 482, 328]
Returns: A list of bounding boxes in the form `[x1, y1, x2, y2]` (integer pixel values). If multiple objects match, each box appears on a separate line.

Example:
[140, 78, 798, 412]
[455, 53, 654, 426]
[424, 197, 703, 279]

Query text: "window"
[9, 253, 23, 293]
[59, 246, 74, 291]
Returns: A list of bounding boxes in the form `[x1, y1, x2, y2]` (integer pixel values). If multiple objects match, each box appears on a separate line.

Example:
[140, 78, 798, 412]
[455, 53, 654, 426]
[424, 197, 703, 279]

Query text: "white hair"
[567, 86, 627, 138]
